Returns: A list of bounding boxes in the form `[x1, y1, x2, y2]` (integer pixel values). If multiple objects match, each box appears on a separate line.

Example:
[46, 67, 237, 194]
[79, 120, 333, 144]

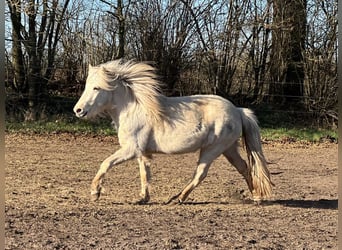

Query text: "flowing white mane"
[98, 59, 165, 123]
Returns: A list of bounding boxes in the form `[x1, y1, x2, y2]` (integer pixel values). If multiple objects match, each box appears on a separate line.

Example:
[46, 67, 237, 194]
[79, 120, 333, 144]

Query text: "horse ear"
[99, 65, 106, 73]
[88, 64, 93, 69]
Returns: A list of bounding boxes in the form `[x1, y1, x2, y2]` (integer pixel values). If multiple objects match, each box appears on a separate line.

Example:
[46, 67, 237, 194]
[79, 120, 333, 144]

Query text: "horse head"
[73, 64, 119, 119]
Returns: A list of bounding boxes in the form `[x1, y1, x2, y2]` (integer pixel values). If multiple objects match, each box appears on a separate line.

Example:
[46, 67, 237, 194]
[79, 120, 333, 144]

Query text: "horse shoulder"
[117, 110, 153, 153]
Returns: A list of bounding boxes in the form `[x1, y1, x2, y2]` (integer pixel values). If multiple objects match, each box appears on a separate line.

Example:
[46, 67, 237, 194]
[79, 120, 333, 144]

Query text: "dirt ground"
[5, 133, 338, 249]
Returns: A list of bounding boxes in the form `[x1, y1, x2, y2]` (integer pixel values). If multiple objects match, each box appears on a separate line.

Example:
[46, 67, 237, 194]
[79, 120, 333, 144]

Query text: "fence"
[5, 79, 338, 129]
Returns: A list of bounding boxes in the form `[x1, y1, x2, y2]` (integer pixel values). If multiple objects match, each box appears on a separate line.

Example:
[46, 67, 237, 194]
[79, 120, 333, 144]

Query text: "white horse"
[73, 59, 273, 204]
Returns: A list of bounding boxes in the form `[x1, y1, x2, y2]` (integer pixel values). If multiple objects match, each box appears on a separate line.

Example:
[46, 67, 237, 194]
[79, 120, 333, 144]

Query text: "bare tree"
[269, 0, 307, 106]
[6, 0, 26, 94]
[243, 0, 272, 102]
[6, 0, 71, 120]
[5, 0, 337, 127]
[304, 0, 337, 126]
[179, 0, 264, 101]
[127, 0, 194, 94]
[211, 0, 253, 98]
[99, 0, 129, 59]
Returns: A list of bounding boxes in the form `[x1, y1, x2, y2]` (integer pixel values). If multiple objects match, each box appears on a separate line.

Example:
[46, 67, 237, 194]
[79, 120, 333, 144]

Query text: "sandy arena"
[5, 133, 337, 249]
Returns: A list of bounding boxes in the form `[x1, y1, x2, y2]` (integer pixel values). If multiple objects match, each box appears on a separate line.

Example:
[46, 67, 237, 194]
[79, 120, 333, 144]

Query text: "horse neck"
[107, 84, 138, 125]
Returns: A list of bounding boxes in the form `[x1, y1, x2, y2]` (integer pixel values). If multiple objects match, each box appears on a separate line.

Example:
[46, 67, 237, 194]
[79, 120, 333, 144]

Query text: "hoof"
[253, 200, 262, 205]
[165, 191, 182, 205]
[133, 198, 149, 205]
[164, 195, 183, 205]
[90, 189, 101, 201]
[252, 196, 262, 205]
[137, 193, 150, 205]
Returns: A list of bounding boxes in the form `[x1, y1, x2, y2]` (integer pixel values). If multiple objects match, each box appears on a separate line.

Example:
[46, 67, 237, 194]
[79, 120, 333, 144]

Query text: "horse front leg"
[136, 155, 152, 204]
[91, 148, 136, 201]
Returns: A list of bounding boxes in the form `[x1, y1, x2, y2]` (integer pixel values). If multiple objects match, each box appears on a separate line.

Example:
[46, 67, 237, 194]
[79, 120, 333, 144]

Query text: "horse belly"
[158, 135, 206, 154]
[149, 126, 208, 154]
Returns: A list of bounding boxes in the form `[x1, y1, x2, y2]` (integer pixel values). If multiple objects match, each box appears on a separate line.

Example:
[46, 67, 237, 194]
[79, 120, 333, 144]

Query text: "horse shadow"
[267, 198, 338, 210]
[176, 199, 338, 210]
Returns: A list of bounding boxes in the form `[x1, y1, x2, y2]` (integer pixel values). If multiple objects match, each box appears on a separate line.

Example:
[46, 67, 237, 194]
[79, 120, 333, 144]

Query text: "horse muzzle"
[74, 107, 88, 118]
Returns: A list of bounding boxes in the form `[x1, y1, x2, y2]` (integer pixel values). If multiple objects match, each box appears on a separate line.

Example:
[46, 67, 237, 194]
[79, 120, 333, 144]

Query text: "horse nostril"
[74, 107, 88, 118]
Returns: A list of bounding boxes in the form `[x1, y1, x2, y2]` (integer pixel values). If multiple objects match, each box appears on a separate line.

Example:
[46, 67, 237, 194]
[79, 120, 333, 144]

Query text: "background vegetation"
[5, 0, 338, 140]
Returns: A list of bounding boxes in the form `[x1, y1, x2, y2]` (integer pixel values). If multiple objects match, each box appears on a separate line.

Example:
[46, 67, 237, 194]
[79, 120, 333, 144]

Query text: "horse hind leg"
[222, 142, 254, 197]
[136, 155, 152, 204]
[166, 146, 222, 204]
[177, 162, 211, 203]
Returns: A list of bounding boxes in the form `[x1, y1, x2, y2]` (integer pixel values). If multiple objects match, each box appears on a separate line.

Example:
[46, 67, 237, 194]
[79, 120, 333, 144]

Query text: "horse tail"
[239, 108, 274, 201]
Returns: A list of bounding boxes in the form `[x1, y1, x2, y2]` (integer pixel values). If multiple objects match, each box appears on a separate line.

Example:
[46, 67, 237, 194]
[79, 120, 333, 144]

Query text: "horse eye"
[93, 87, 101, 91]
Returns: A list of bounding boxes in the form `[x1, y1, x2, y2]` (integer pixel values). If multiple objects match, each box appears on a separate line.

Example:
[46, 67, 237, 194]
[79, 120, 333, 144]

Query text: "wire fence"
[5, 80, 338, 129]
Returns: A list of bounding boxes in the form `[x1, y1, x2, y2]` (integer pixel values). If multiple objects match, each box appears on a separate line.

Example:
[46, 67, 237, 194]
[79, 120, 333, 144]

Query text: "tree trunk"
[116, 0, 125, 59]
[7, 0, 70, 120]
[269, 0, 306, 106]
[7, 0, 26, 93]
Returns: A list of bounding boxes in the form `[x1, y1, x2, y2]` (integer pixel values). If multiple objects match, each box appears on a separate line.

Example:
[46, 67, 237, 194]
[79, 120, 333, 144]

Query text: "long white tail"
[239, 108, 273, 201]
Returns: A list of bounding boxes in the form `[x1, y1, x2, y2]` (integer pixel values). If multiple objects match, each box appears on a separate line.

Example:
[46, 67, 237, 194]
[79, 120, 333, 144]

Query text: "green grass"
[5, 119, 117, 136]
[254, 109, 338, 142]
[261, 127, 338, 142]
[5, 119, 337, 143]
